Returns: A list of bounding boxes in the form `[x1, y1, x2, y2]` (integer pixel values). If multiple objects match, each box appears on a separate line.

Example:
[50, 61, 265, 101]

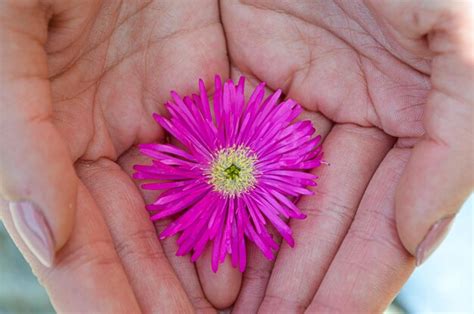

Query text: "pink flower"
[133, 76, 323, 272]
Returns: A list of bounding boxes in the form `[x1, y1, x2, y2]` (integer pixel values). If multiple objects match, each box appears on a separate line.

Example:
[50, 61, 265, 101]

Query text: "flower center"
[209, 146, 257, 197]
[225, 164, 241, 180]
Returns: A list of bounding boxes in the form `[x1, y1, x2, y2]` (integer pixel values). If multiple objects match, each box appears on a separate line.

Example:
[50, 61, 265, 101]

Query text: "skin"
[0, 0, 472, 313]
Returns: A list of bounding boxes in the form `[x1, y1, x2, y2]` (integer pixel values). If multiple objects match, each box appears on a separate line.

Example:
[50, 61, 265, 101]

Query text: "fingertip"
[415, 215, 455, 266]
[394, 140, 468, 259]
[9, 200, 55, 267]
[196, 246, 242, 309]
[1, 123, 78, 256]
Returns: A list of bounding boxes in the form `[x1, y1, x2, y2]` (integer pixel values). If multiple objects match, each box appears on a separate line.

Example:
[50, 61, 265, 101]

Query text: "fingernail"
[9, 201, 55, 267]
[415, 215, 454, 266]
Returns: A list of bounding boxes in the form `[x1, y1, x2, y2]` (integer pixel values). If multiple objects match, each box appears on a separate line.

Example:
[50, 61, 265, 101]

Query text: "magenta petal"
[150, 186, 211, 220]
[250, 192, 294, 246]
[141, 143, 196, 161]
[160, 192, 217, 239]
[141, 180, 194, 190]
[212, 198, 228, 272]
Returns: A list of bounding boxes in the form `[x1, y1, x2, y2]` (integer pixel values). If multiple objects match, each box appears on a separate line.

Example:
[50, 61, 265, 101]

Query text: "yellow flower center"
[209, 146, 257, 197]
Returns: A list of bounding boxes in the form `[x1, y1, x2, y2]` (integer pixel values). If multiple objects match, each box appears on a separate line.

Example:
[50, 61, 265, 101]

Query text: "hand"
[221, 0, 473, 312]
[0, 0, 239, 312]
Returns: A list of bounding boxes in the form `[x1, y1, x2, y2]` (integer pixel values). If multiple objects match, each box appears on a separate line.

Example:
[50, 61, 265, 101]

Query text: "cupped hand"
[1, 0, 236, 312]
[223, 0, 473, 312]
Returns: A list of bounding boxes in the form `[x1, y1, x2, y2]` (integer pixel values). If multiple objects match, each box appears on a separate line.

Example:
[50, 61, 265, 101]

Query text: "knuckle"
[114, 228, 166, 265]
[346, 213, 402, 252]
[308, 301, 346, 313]
[243, 264, 272, 282]
[260, 294, 306, 314]
[299, 189, 356, 226]
[58, 239, 118, 267]
[76, 158, 121, 180]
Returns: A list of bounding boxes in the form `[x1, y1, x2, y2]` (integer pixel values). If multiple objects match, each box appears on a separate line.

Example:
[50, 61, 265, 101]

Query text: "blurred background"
[1, 195, 472, 313]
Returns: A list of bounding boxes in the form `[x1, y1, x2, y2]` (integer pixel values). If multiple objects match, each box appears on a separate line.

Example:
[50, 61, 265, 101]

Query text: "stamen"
[208, 146, 257, 197]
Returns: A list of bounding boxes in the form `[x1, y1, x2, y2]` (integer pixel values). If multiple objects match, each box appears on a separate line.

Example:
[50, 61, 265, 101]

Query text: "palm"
[46, 0, 430, 312]
[49, 1, 226, 160]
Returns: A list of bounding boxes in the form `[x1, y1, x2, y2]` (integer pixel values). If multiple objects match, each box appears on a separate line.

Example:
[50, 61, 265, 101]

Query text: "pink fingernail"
[9, 201, 55, 267]
[415, 215, 454, 266]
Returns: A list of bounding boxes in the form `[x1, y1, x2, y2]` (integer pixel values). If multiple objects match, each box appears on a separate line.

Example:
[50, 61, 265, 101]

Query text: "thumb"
[0, 2, 77, 267]
[371, 0, 474, 265]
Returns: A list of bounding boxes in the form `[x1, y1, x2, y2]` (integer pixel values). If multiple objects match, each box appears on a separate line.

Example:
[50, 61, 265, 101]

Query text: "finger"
[396, 93, 473, 265]
[77, 158, 194, 313]
[232, 241, 278, 314]
[156, 218, 218, 313]
[370, 0, 474, 264]
[259, 125, 394, 313]
[0, 1, 77, 266]
[119, 148, 216, 312]
[307, 148, 415, 313]
[196, 247, 243, 309]
[195, 222, 242, 308]
[0, 182, 140, 312]
[232, 109, 333, 314]
[156, 223, 217, 313]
